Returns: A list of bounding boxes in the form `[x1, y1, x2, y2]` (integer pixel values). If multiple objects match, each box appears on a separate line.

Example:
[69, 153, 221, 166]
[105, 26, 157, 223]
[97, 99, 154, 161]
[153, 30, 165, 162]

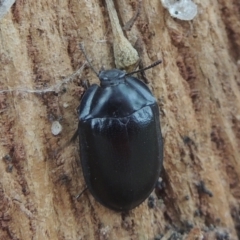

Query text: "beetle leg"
[81, 79, 90, 91]
[69, 128, 79, 143]
[137, 59, 149, 84]
[133, 38, 149, 83]
[133, 37, 156, 84]
[76, 187, 88, 200]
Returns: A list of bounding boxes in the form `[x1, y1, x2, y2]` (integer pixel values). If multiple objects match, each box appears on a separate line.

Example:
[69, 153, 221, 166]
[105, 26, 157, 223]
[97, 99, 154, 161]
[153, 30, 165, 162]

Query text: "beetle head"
[98, 69, 126, 87]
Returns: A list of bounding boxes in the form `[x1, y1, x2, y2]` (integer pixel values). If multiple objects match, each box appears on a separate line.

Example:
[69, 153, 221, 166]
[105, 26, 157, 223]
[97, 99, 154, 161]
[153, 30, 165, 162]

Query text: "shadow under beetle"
[77, 43, 163, 211]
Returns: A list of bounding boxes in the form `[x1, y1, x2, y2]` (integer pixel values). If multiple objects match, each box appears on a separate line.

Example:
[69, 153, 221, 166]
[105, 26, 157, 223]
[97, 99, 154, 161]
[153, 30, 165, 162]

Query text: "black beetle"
[77, 45, 163, 211]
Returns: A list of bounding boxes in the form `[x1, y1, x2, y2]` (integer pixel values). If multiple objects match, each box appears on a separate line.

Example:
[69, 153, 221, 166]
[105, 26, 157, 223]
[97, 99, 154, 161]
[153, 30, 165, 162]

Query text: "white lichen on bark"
[161, 0, 197, 20]
[0, 0, 15, 20]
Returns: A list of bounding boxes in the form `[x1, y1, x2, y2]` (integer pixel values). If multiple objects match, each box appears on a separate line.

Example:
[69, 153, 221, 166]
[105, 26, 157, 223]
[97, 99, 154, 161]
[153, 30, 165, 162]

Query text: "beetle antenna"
[79, 43, 99, 76]
[126, 60, 162, 76]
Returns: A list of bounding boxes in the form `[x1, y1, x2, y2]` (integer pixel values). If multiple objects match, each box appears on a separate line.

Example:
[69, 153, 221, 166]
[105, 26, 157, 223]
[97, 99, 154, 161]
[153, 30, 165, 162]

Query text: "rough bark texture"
[0, 0, 240, 239]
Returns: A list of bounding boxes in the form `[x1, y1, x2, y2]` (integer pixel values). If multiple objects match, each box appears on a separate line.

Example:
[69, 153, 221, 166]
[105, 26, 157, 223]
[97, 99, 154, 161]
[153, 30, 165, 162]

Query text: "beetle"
[77, 44, 163, 211]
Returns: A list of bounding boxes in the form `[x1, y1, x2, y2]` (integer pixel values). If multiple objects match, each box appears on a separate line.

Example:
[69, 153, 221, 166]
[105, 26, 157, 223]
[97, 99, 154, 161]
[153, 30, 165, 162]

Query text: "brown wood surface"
[0, 0, 240, 239]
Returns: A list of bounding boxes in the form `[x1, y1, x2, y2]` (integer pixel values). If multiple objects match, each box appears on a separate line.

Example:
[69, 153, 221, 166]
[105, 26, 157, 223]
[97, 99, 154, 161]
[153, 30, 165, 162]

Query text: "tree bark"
[0, 0, 240, 239]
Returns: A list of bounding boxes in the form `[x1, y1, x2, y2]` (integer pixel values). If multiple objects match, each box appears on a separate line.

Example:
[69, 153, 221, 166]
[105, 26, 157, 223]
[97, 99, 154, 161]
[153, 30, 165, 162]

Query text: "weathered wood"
[0, 0, 240, 239]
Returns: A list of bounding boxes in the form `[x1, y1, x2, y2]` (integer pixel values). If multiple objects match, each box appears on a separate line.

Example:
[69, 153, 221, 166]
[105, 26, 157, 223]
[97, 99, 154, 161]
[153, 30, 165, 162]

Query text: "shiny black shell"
[78, 69, 163, 211]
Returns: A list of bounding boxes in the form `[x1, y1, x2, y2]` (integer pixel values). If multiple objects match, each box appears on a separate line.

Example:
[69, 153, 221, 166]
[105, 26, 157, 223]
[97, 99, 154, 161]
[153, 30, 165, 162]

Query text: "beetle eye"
[119, 72, 126, 78]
